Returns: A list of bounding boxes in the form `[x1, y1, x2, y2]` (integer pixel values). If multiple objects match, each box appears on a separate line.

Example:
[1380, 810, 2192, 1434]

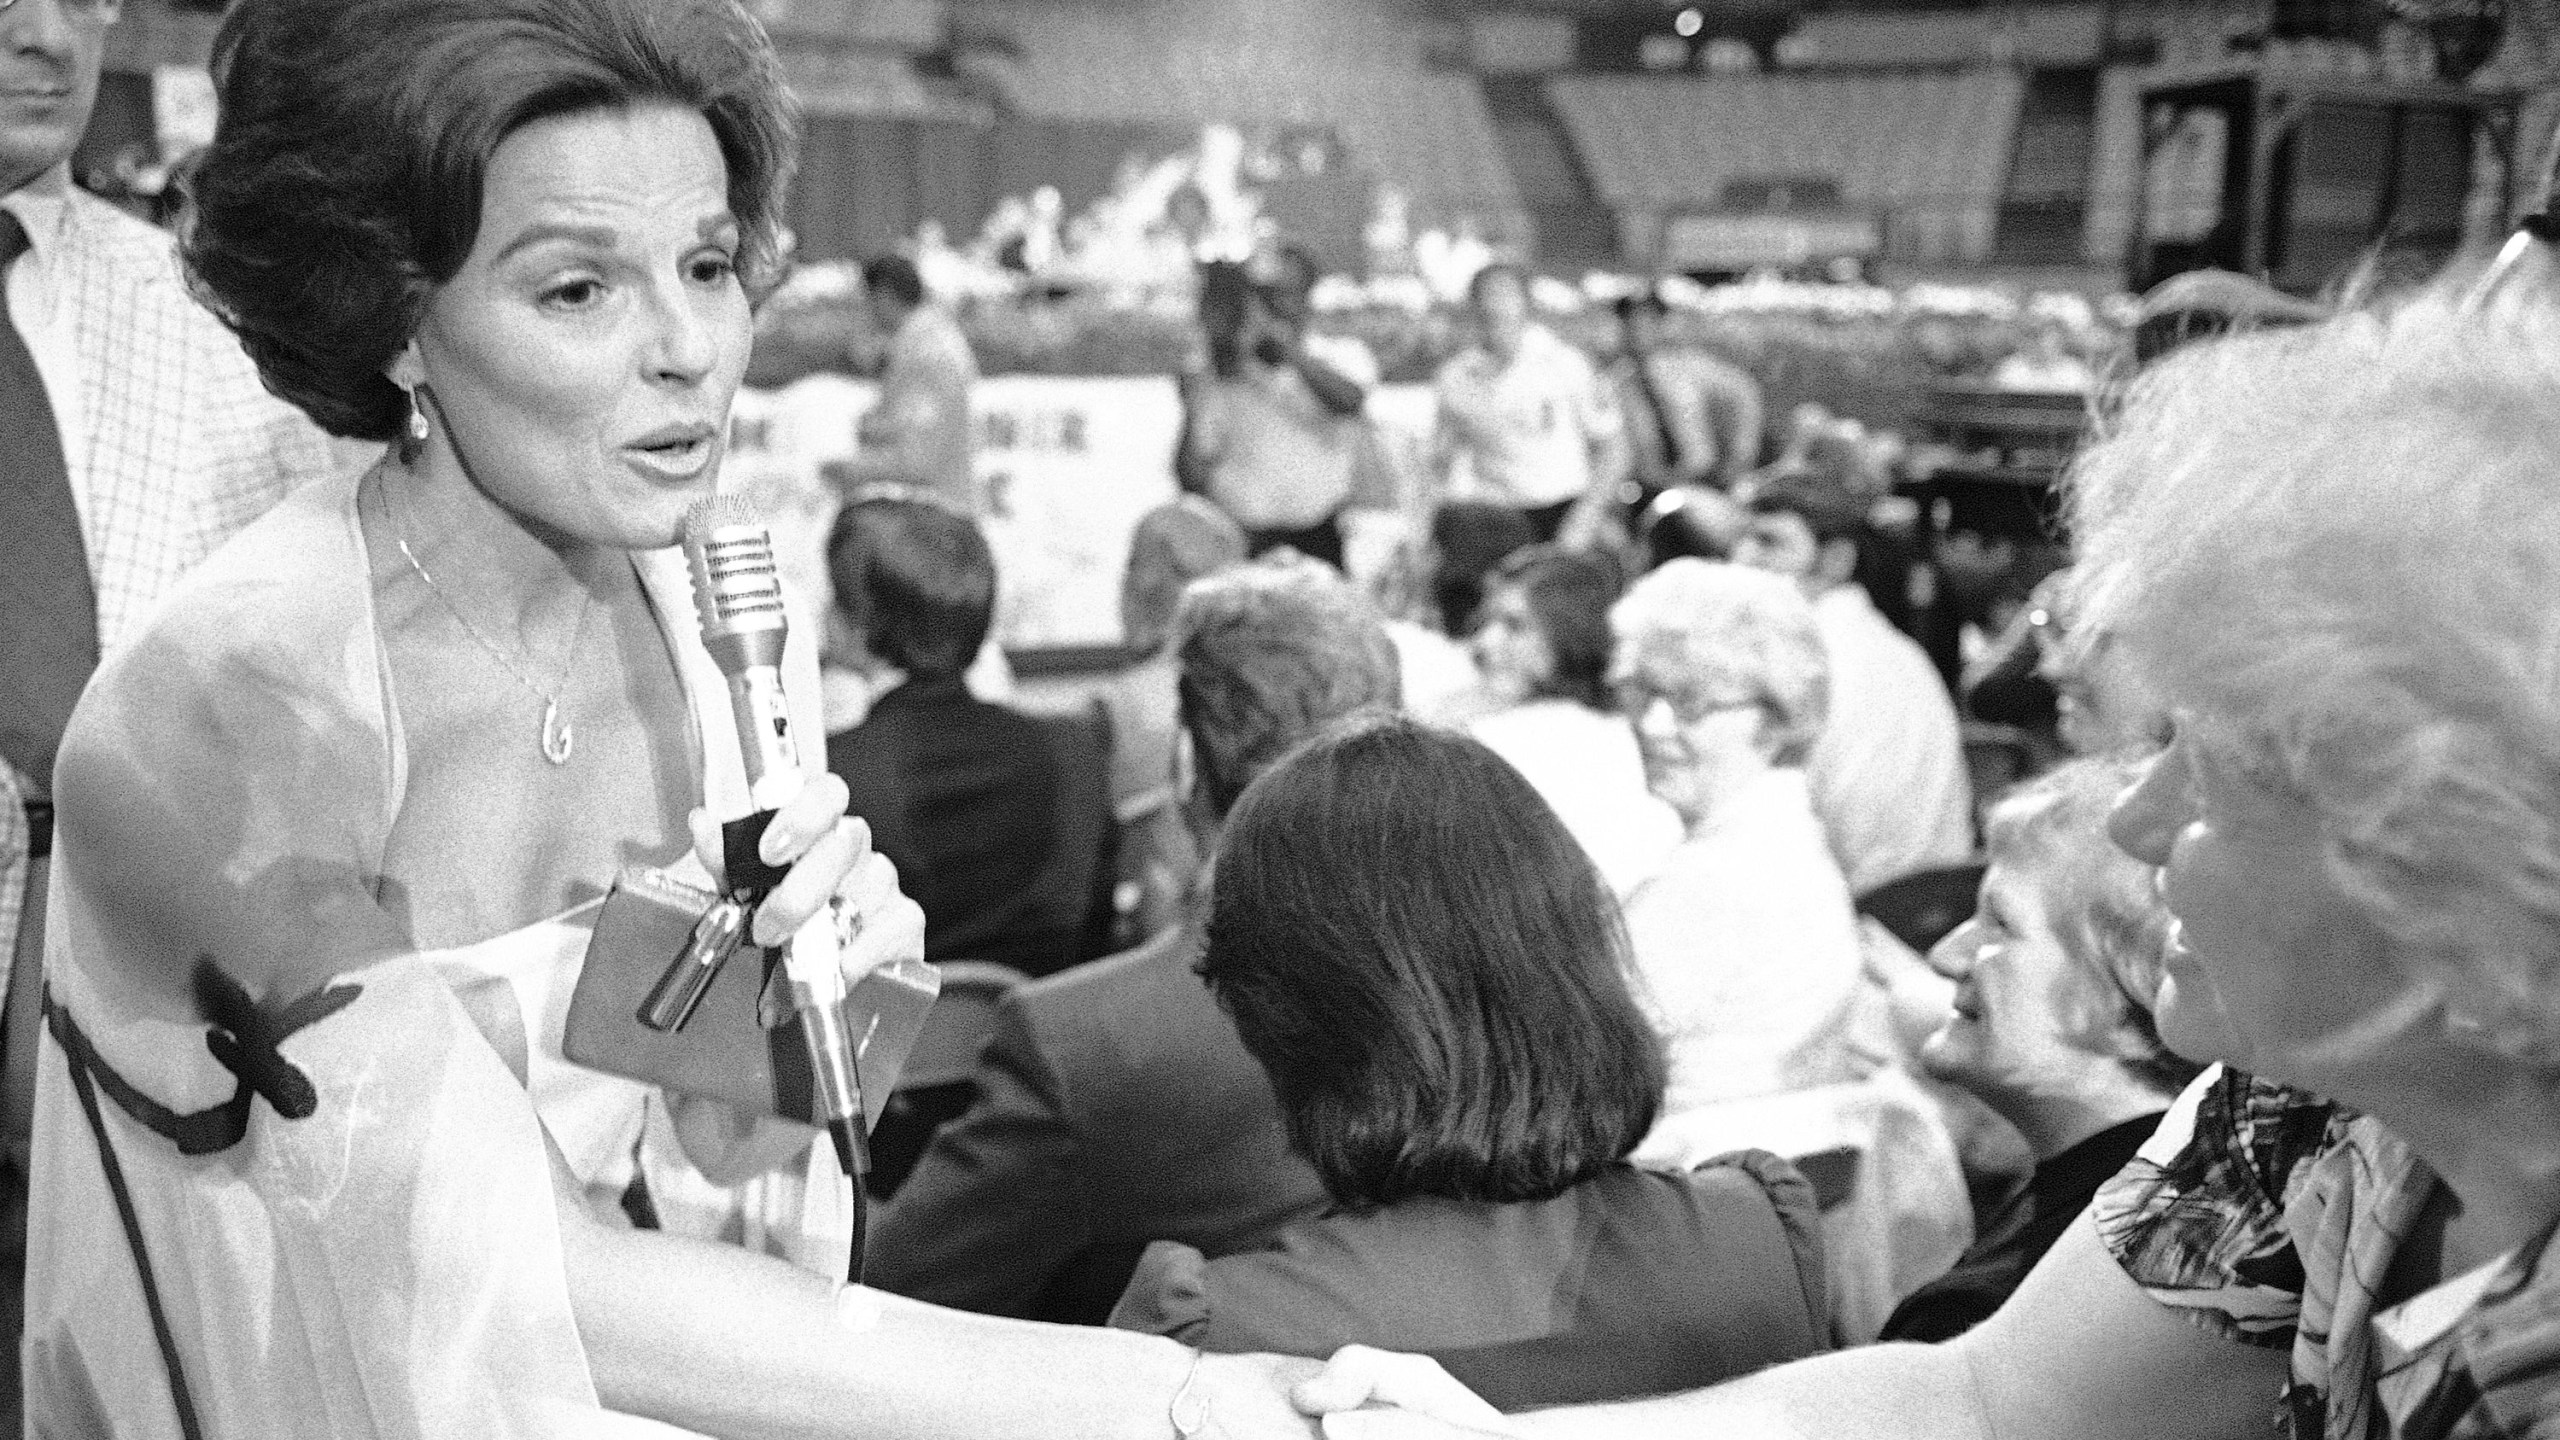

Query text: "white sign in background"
[725, 375, 1438, 652]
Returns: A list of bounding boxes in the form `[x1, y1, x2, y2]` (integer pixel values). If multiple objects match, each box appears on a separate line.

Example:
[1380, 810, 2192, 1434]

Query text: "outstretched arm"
[1326, 1217, 2288, 1440]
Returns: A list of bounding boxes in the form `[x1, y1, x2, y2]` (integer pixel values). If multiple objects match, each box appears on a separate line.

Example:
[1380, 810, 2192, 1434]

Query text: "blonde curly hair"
[2065, 288, 2560, 1066]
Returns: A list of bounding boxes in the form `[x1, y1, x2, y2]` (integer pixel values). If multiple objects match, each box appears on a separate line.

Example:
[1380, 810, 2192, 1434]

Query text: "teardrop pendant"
[540, 699, 575, 766]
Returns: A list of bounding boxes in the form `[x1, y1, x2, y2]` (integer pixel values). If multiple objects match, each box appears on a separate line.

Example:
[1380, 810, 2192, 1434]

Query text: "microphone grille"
[682, 496, 786, 640]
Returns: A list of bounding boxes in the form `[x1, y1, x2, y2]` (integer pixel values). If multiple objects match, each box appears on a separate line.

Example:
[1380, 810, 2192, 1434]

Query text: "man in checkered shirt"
[0, 0, 359, 1422]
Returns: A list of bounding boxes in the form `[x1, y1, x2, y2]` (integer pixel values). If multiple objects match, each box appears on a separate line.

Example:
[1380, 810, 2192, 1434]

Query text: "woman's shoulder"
[54, 469, 403, 1011]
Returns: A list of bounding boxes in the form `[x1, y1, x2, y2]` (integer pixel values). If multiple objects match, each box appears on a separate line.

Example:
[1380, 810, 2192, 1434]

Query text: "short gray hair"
[1609, 559, 1830, 765]
[1175, 556, 1402, 817]
[1986, 757, 2201, 1097]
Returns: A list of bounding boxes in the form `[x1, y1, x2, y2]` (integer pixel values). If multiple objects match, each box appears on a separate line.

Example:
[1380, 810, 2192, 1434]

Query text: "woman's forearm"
[1511, 1340, 1988, 1440]
[565, 1205, 1206, 1440]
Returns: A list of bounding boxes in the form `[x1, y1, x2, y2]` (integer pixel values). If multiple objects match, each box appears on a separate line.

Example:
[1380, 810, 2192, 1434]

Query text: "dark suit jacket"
[829, 678, 1079, 975]
[865, 923, 1330, 1323]
[1111, 1153, 1831, 1412]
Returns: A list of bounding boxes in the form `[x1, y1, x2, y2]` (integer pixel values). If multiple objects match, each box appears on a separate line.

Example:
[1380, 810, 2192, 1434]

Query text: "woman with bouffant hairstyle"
[183, 0, 797, 442]
[1113, 718, 1829, 1410]
[28, 0, 1498, 1435]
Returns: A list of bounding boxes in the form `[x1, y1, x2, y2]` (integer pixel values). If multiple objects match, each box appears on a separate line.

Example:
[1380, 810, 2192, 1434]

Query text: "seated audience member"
[1461, 546, 1681, 897]
[1112, 717, 1829, 1410]
[1097, 498, 1248, 937]
[1103, 497, 1249, 821]
[825, 493, 1098, 976]
[867, 557, 1398, 1323]
[1609, 561, 1865, 1118]
[1410, 500, 1538, 722]
[1735, 470, 1973, 894]
[1337, 286, 2560, 1440]
[1878, 755, 2200, 1342]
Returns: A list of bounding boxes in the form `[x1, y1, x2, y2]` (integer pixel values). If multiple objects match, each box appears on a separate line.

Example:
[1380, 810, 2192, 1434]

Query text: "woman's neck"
[1678, 748, 1781, 835]
[2366, 1066, 2560, 1274]
[374, 452, 623, 647]
[1980, 1067, 2172, 1165]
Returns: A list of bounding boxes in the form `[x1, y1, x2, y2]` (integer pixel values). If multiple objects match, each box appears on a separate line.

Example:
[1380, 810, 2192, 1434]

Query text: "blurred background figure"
[1608, 559, 1863, 1119]
[1176, 250, 1379, 567]
[1114, 717, 1830, 1411]
[1404, 499, 1539, 720]
[827, 492, 1114, 976]
[1460, 545, 1681, 898]
[1878, 754, 2199, 1342]
[1433, 261, 1628, 546]
[869, 556, 1396, 1324]
[1735, 468, 1973, 895]
[1098, 495, 1247, 938]
[1610, 288, 1764, 503]
[826, 254, 980, 514]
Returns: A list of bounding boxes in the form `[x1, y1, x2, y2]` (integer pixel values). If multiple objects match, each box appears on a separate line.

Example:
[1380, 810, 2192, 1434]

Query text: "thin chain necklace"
[381, 475, 596, 766]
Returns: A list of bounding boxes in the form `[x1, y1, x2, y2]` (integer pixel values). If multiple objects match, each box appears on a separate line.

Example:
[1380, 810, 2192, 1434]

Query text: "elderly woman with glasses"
[1607, 560, 1865, 1125]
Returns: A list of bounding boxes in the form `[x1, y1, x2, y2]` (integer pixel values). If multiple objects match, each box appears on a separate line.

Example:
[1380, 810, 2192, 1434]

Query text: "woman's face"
[2107, 731, 2427, 1096]
[1920, 857, 2115, 1107]
[407, 102, 751, 550]
[1469, 583, 1555, 706]
[1613, 636, 1767, 824]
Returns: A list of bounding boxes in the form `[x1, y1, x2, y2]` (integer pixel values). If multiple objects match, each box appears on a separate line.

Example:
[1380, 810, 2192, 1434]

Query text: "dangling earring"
[398, 385, 431, 464]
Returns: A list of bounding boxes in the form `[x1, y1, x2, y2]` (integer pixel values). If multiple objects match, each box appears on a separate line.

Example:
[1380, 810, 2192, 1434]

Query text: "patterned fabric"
[2094, 1065, 2560, 1440]
[0, 189, 363, 998]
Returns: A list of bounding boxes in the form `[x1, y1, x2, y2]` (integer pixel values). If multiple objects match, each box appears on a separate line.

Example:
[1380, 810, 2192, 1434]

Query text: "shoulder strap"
[47, 992, 207, 1440]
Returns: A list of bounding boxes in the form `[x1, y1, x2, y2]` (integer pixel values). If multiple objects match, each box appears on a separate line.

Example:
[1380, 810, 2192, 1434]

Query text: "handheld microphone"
[675, 498, 871, 1197]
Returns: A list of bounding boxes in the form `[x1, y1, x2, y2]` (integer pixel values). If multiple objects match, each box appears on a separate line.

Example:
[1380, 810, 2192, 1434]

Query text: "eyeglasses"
[1612, 681, 1760, 727]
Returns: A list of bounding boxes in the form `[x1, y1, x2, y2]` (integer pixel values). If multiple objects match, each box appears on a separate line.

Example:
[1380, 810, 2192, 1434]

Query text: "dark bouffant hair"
[1200, 716, 1664, 1208]
[185, 0, 798, 441]
[1485, 544, 1625, 711]
[828, 494, 995, 683]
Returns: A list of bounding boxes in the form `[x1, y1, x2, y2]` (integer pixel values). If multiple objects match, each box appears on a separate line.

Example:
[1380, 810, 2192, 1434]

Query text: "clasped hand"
[668, 771, 924, 1177]
[687, 770, 925, 985]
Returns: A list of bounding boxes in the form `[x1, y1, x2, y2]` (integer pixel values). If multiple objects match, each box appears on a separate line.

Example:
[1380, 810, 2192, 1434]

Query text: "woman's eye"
[689, 252, 738, 285]
[541, 277, 605, 309]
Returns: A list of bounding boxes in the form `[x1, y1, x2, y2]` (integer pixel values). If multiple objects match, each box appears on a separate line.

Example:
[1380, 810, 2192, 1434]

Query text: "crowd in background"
[17, 0, 2560, 1433]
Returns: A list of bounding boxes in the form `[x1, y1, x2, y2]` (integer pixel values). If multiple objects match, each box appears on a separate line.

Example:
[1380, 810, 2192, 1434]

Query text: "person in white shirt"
[1607, 560, 1865, 1117]
[1734, 469, 1974, 895]
[1461, 546, 1680, 898]
[826, 253, 979, 514]
[1432, 262, 1627, 545]
[1177, 249, 1381, 568]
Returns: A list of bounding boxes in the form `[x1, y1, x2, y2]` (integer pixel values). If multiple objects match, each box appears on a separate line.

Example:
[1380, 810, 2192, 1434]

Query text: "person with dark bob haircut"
[1112, 716, 1831, 1411]
[27, 0, 1499, 1435]
[1459, 545, 1680, 897]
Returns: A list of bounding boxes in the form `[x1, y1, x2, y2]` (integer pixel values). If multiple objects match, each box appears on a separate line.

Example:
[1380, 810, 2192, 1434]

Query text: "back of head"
[1611, 558, 1831, 765]
[1983, 756, 2201, 1095]
[187, 0, 795, 440]
[828, 492, 994, 682]
[1487, 544, 1625, 710]
[861, 252, 926, 310]
[1202, 716, 1664, 1206]
[1430, 501, 1538, 636]
[1747, 466, 1871, 548]
[1173, 555, 1401, 817]
[2066, 289, 2560, 1062]
[1121, 497, 1247, 655]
